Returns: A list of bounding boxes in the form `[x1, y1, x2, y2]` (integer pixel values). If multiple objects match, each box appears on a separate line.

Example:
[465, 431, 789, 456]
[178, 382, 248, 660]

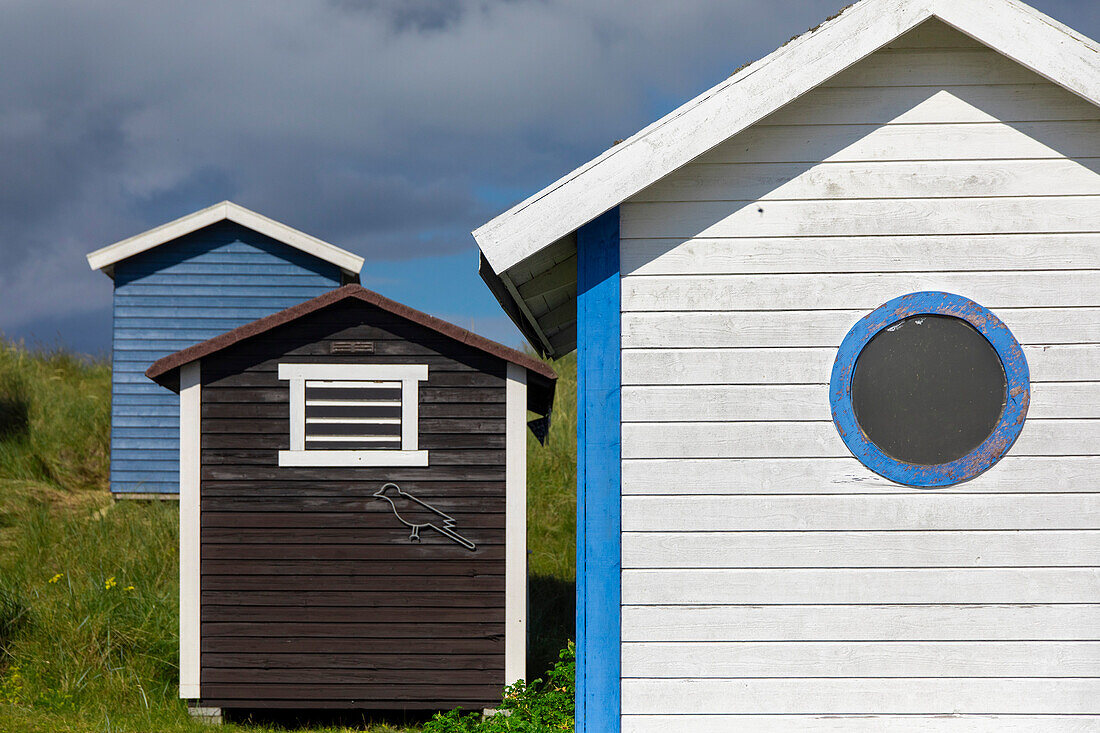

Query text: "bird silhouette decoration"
[372, 483, 477, 551]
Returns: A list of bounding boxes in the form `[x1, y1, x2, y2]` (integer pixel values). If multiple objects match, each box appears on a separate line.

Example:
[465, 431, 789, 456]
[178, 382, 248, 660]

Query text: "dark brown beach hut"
[146, 284, 555, 717]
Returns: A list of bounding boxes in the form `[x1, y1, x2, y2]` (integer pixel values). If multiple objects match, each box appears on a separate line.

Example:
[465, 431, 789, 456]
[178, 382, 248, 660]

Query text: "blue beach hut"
[87, 201, 363, 496]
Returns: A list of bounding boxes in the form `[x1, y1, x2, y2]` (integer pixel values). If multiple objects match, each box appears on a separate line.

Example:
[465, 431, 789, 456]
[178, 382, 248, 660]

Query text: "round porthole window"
[830, 292, 1030, 487]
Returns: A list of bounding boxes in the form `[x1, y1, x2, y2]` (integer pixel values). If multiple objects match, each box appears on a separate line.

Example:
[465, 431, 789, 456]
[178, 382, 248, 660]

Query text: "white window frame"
[278, 363, 429, 467]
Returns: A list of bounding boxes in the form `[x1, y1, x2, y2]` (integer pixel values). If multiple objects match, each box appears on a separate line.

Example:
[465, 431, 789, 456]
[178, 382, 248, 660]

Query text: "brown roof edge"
[146, 284, 557, 410]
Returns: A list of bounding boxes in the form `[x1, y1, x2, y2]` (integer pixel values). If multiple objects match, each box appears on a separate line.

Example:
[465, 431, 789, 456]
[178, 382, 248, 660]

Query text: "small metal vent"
[330, 340, 375, 354]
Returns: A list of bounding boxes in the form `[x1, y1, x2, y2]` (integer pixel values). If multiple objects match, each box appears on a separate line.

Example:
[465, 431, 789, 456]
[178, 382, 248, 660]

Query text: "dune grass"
[0, 340, 577, 732]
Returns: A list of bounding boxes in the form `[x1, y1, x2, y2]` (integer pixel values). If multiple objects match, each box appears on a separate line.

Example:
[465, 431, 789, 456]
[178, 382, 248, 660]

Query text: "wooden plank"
[621, 345, 1098, 384]
[195, 682, 503, 701]
[620, 234, 1100, 276]
[202, 606, 502, 624]
[205, 637, 503, 655]
[632, 157, 1100, 203]
[201, 543, 504, 561]
[821, 47, 1044, 87]
[621, 604, 1100, 642]
[202, 667, 501, 685]
[203, 652, 503, 669]
[693, 121, 1100, 166]
[202, 622, 503, 638]
[621, 309, 1100, 347]
[622, 383, 1100, 421]
[622, 568, 1100, 604]
[622, 194, 1100, 241]
[623, 420, 1098, 459]
[621, 456, 1100, 494]
[621, 678, 1100, 715]
[622, 494, 1100, 532]
[622, 641, 1100, 677]
[622, 530, 1100, 568]
[756, 84, 1100, 126]
[885, 19, 987, 49]
[200, 511, 504, 530]
[624, 715, 1100, 733]
[621, 272, 1100, 312]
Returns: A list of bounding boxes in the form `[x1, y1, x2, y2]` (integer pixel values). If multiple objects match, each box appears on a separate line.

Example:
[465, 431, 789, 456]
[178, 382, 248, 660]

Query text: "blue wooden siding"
[110, 220, 345, 494]
[576, 208, 621, 733]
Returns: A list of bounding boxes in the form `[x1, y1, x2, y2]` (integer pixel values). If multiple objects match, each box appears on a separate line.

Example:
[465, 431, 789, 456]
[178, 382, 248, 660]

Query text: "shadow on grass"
[225, 708, 435, 730]
[528, 574, 575, 682]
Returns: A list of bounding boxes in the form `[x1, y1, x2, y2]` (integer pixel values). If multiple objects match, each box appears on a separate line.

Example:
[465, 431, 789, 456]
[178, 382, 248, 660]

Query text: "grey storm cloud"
[0, 0, 1096, 350]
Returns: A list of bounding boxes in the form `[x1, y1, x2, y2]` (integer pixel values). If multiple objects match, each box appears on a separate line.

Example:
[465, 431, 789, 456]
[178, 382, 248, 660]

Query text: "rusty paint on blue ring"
[829, 291, 1030, 488]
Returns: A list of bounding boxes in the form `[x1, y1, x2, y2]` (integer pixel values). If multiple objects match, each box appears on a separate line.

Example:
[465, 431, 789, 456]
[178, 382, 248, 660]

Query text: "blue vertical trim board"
[109, 221, 344, 494]
[830, 291, 1030, 487]
[576, 208, 621, 733]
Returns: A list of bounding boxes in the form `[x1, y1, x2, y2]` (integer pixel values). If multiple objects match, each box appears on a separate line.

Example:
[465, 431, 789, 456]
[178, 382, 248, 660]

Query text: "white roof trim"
[473, 0, 1100, 274]
[86, 201, 365, 277]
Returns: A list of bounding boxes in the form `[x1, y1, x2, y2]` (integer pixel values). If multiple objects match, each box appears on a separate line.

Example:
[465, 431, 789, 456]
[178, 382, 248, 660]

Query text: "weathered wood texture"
[111, 221, 343, 494]
[619, 21, 1100, 726]
[198, 299, 507, 709]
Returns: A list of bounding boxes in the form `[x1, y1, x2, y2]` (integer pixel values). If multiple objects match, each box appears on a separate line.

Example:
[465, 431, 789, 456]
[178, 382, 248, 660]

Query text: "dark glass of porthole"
[850, 314, 1007, 466]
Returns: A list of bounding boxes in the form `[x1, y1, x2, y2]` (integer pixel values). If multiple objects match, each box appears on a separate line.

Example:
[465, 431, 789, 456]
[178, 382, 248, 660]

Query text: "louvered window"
[278, 363, 429, 467]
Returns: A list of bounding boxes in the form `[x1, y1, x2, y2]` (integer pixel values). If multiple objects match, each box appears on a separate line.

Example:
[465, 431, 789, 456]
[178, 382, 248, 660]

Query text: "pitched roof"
[146, 284, 557, 414]
[86, 201, 365, 278]
[472, 0, 1100, 357]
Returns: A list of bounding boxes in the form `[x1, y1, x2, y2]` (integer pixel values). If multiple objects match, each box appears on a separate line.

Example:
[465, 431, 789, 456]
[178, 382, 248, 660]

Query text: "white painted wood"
[622, 530, 1100, 568]
[624, 715, 1100, 733]
[622, 456, 1100, 494]
[622, 641, 1100, 677]
[621, 271, 1100, 312]
[623, 494, 1100, 532]
[278, 364, 429, 381]
[86, 201, 364, 276]
[622, 195, 1100, 240]
[758, 85, 1100, 126]
[288, 377, 304, 451]
[622, 604, 1100, 642]
[932, 0, 1100, 107]
[279, 363, 428, 466]
[401, 377, 419, 452]
[623, 568, 1100, 605]
[633, 158, 1100, 204]
[622, 420, 1097, 459]
[474, 1, 1100, 273]
[623, 383, 1100, 422]
[621, 678, 1100, 714]
[622, 309, 1100, 348]
[277, 449, 428, 467]
[886, 18, 988, 48]
[821, 48, 1046, 87]
[621, 345, 1098, 384]
[621, 233, 1100, 276]
[692, 121, 1100, 166]
[178, 360, 200, 700]
[504, 363, 527, 685]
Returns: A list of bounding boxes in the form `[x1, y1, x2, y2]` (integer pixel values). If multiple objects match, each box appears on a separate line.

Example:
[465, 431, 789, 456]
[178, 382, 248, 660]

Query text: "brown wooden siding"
[199, 301, 509, 710]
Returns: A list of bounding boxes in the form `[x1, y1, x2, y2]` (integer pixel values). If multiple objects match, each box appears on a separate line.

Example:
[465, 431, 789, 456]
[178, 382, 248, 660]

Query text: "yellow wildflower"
[124, 585, 135, 592]
[104, 576, 117, 590]
[48, 573, 63, 584]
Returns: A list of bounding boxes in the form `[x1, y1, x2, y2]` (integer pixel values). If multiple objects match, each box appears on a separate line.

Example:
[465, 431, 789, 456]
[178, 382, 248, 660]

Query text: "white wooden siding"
[619, 21, 1100, 728]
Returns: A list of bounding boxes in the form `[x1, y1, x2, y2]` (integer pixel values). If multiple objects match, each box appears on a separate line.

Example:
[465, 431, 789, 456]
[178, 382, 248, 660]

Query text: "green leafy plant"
[423, 642, 575, 733]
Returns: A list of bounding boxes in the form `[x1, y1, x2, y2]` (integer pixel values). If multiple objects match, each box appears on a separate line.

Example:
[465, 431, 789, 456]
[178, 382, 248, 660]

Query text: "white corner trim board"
[472, 0, 1100, 274]
[85, 200, 364, 276]
[278, 363, 429, 468]
[178, 361, 201, 700]
[505, 363, 528, 685]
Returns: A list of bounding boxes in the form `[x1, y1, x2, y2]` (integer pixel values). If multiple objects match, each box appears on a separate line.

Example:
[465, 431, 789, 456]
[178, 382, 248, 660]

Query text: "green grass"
[0, 340, 577, 732]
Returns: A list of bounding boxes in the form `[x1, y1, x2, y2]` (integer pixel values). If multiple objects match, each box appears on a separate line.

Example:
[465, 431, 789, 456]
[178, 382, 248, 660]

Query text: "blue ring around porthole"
[829, 291, 1030, 487]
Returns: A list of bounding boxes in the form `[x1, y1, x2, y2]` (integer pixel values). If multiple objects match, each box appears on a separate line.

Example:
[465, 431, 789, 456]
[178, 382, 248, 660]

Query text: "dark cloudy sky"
[3, 0, 1098, 355]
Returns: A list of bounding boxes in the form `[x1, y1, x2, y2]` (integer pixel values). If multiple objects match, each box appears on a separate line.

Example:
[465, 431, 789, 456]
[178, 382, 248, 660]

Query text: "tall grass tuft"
[0, 340, 110, 492]
[525, 353, 576, 679]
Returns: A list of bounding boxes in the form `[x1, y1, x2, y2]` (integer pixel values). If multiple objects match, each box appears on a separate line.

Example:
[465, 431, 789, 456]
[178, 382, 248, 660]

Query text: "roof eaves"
[85, 201, 365, 278]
